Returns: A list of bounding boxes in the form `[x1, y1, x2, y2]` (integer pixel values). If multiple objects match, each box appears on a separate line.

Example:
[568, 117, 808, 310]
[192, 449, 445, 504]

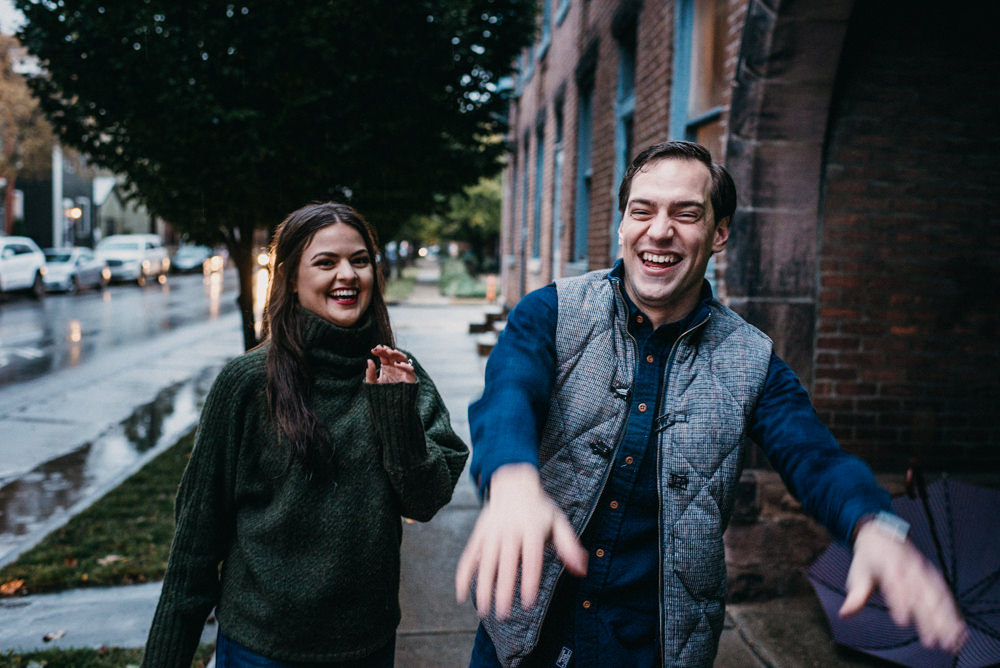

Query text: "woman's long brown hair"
[262, 202, 394, 476]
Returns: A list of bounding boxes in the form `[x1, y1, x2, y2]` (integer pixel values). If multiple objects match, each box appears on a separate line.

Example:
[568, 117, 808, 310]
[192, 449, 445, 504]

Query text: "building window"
[557, 0, 570, 25]
[670, 0, 726, 159]
[572, 80, 594, 272]
[539, 0, 553, 58]
[671, 0, 727, 292]
[532, 121, 545, 263]
[551, 100, 565, 279]
[520, 132, 531, 294]
[612, 21, 636, 261]
[505, 153, 518, 260]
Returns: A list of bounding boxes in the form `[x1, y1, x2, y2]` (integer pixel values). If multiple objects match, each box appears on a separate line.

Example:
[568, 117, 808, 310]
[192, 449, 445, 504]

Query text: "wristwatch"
[854, 510, 910, 545]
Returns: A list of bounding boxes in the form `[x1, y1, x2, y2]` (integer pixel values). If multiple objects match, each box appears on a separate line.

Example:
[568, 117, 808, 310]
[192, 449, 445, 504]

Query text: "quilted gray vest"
[481, 269, 772, 667]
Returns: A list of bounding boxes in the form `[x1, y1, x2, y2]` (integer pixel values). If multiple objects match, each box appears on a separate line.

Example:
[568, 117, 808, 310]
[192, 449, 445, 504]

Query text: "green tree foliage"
[14, 0, 535, 348]
[409, 175, 501, 273]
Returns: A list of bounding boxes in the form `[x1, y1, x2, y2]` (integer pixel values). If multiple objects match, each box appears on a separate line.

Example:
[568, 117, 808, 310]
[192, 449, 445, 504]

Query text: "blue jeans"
[215, 631, 395, 668]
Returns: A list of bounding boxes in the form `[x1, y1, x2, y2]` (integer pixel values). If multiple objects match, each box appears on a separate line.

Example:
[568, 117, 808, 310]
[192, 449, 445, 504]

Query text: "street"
[0, 268, 243, 385]
[0, 269, 249, 567]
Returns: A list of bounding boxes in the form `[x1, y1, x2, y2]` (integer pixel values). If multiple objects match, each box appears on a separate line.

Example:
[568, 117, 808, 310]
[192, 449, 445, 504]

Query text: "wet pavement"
[0, 308, 243, 568]
[0, 269, 240, 385]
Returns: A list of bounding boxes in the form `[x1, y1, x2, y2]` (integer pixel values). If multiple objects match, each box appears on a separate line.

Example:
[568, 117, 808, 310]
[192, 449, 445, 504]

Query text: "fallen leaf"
[97, 554, 126, 566]
[0, 579, 25, 595]
[43, 629, 66, 642]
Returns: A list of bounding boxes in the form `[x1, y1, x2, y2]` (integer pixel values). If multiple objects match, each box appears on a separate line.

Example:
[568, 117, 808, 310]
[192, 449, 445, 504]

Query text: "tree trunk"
[226, 225, 263, 352]
[3, 173, 15, 235]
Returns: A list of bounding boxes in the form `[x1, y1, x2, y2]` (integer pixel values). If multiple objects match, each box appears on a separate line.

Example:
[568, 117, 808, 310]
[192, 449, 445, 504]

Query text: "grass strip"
[0, 429, 194, 596]
[0, 644, 215, 667]
[385, 271, 417, 303]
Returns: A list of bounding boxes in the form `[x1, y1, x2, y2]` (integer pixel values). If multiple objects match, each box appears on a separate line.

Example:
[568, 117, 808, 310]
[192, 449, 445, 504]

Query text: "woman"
[142, 202, 469, 667]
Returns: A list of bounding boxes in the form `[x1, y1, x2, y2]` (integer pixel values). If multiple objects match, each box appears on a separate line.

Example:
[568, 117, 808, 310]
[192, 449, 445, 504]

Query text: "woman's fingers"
[366, 346, 416, 384]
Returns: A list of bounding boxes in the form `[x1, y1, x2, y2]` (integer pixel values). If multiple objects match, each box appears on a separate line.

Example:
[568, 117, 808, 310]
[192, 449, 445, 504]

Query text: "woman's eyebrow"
[309, 248, 368, 261]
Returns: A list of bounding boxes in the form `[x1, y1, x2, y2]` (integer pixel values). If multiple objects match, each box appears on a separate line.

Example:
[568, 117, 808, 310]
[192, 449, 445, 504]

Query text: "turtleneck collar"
[297, 304, 378, 377]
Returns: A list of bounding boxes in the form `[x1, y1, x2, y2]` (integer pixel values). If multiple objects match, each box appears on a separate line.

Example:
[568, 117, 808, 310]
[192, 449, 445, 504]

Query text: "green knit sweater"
[141, 307, 469, 666]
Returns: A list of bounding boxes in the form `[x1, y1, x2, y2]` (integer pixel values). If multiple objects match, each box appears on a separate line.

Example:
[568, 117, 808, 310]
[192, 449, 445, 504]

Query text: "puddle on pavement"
[0, 366, 220, 565]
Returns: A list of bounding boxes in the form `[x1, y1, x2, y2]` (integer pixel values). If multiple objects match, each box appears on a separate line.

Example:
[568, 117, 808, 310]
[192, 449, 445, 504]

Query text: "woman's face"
[294, 222, 374, 328]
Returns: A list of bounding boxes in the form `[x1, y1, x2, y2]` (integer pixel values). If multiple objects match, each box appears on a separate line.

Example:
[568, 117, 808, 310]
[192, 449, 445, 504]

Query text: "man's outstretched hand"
[841, 519, 968, 653]
[455, 463, 588, 619]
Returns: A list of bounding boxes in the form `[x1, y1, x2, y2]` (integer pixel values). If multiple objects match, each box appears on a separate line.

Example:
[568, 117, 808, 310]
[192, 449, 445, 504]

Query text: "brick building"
[499, 0, 999, 473]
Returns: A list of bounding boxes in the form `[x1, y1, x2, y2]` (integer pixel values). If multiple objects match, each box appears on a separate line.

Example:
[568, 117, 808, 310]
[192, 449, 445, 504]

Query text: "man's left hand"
[840, 520, 968, 653]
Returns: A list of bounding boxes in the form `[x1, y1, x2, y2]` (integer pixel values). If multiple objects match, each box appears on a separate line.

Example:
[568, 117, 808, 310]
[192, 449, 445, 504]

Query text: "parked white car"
[43, 247, 111, 293]
[0, 235, 46, 299]
[95, 234, 170, 285]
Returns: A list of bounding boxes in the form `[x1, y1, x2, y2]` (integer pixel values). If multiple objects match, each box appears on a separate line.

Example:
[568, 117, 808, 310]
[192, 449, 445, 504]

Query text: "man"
[455, 141, 966, 667]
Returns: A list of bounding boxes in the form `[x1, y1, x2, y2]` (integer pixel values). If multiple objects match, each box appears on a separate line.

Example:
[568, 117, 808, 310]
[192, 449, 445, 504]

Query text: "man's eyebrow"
[627, 198, 705, 209]
[671, 200, 706, 209]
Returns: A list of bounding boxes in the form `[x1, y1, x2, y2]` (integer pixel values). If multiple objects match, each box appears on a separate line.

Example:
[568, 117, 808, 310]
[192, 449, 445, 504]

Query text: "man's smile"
[640, 251, 681, 268]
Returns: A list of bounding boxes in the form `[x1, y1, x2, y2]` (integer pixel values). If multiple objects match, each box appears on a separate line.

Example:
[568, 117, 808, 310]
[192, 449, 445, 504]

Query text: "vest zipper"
[658, 311, 711, 666]
[523, 280, 637, 659]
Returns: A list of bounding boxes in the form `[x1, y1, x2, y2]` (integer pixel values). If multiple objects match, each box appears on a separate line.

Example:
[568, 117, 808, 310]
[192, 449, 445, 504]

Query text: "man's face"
[618, 157, 729, 328]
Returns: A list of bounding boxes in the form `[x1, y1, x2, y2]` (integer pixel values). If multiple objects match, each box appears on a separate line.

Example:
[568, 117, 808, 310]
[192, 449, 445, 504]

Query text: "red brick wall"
[814, 4, 1000, 471]
[501, 0, 750, 306]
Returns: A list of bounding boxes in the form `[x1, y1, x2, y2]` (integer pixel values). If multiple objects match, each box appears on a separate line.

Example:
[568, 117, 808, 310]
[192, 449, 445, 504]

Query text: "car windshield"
[176, 246, 207, 258]
[45, 252, 73, 263]
[99, 240, 141, 251]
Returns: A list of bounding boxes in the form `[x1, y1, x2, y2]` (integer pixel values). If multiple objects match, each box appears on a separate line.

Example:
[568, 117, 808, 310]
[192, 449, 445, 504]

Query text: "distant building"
[93, 174, 172, 242]
[501, 0, 999, 472]
[16, 144, 96, 248]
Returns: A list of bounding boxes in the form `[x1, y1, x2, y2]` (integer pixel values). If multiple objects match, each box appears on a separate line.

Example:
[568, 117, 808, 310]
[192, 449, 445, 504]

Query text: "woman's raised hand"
[365, 345, 417, 384]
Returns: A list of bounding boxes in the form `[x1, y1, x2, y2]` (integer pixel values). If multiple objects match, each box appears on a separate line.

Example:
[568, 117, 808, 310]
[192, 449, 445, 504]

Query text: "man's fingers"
[552, 512, 588, 576]
[454, 530, 480, 604]
[839, 568, 874, 618]
[494, 532, 523, 620]
[475, 530, 500, 617]
[519, 530, 545, 611]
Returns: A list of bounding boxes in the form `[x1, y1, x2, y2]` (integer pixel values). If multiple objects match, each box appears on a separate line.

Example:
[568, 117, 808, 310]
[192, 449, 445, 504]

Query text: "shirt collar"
[607, 259, 714, 335]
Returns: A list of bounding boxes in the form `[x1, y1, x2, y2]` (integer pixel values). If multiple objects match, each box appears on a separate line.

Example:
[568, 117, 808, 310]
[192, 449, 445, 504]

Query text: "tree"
[14, 0, 535, 349]
[407, 175, 502, 273]
[0, 33, 54, 234]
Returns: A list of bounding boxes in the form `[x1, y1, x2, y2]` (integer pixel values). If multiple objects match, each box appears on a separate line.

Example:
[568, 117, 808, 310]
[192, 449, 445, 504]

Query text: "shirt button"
[624, 456, 635, 465]
[610, 500, 619, 510]
[582, 600, 592, 609]
[646, 354, 654, 363]
[636, 315, 644, 324]
[595, 548, 605, 558]
[638, 403, 647, 413]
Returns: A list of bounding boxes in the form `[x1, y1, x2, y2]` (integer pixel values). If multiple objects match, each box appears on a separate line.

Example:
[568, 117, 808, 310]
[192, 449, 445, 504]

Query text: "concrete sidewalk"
[0, 260, 894, 666]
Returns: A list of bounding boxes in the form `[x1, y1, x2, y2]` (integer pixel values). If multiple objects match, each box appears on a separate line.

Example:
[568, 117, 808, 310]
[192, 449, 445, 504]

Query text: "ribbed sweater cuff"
[366, 381, 426, 470]
[141, 609, 206, 668]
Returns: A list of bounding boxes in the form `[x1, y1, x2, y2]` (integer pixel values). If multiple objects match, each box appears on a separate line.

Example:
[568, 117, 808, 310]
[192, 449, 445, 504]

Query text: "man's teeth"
[641, 252, 679, 265]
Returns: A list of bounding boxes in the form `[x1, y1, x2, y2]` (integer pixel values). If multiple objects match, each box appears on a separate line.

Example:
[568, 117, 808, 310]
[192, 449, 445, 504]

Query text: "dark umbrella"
[807, 473, 1000, 667]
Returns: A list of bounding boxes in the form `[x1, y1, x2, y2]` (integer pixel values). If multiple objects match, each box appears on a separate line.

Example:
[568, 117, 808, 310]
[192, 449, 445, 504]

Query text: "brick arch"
[723, 0, 856, 392]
